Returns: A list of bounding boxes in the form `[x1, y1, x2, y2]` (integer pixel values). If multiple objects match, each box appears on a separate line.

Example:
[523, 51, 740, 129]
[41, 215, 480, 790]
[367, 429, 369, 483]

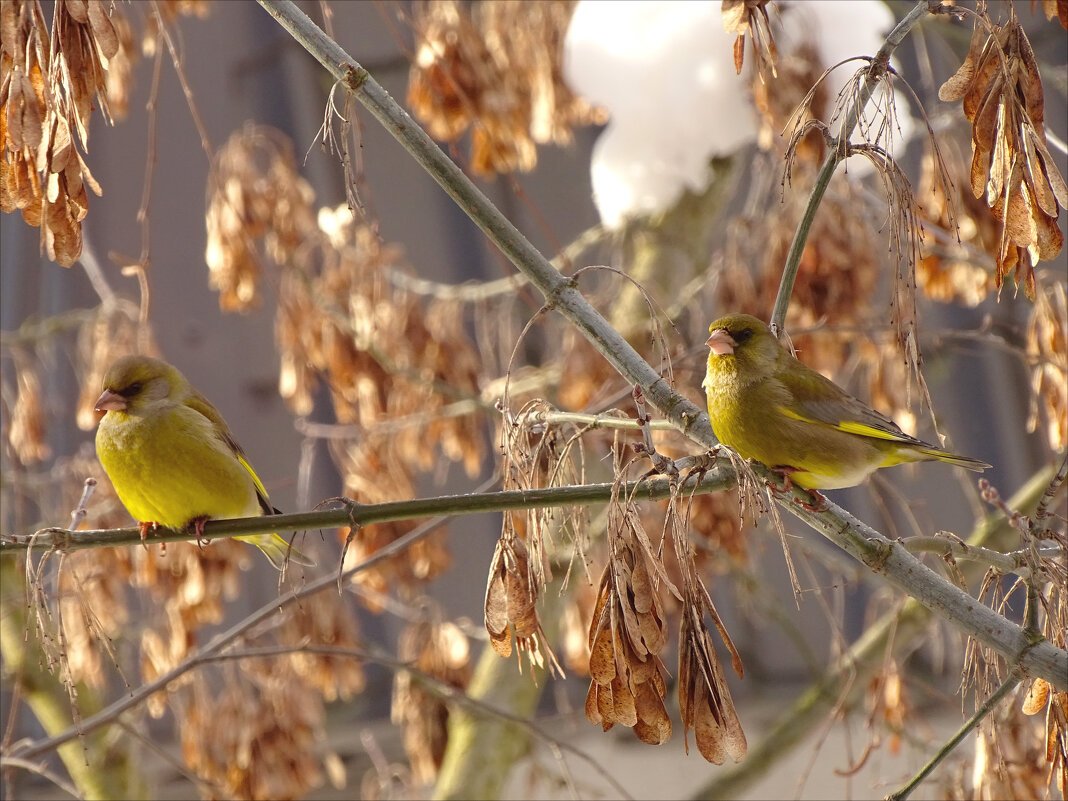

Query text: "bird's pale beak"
[706, 329, 737, 356]
[94, 389, 127, 412]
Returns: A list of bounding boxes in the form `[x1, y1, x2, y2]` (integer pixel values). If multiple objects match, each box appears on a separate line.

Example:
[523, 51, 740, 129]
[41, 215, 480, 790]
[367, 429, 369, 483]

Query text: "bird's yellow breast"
[96, 403, 260, 528]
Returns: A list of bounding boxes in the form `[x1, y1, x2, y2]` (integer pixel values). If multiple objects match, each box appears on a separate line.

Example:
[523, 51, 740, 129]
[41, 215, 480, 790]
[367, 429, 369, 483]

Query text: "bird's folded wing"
[184, 391, 276, 514]
[776, 367, 927, 446]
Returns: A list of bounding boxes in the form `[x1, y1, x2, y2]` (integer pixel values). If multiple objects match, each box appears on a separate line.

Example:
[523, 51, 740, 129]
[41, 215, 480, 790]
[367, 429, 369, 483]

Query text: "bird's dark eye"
[121, 382, 143, 397]
[733, 327, 753, 344]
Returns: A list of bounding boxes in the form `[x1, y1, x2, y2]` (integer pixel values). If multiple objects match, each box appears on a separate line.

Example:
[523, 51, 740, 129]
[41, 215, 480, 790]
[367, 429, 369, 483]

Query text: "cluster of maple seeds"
[0, 0, 205, 267]
[204, 125, 486, 602]
[484, 529, 558, 673]
[1027, 279, 1067, 452]
[915, 145, 1000, 307]
[584, 505, 673, 748]
[585, 484, 746, 764]
[179, 666, 335, 800]
[406, 0, 604, 176]
[392, 617, 472, 784]
[204, 125, 317, 312]
[485, 410, 750, 764]
[1, 0, 111, 266]
[938, 9, 1066, 299]
[721, 0, 778, 83]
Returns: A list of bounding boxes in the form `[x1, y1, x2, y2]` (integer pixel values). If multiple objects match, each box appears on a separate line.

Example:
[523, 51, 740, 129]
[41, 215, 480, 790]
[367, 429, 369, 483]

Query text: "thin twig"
[0, 756, 82, 800]
[151, 1, 212, 156]
[198, 643, 632, 801]
[2, 470, 733, 554]
[1032, 450, 1068, 533]
[884, 671, 1021, 801]
[770, 0, 934, 332]
[898, 535, 1063, 576]
[67, 479, 96, 531]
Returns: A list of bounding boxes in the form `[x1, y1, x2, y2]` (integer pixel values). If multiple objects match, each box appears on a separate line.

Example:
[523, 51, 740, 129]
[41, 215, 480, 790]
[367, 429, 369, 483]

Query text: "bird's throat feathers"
[703, 354, 746, 409]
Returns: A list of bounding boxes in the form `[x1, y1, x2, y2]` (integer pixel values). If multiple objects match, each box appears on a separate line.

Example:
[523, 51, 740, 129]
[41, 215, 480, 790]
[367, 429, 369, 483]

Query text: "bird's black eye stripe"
[121, 382, 143, 397]
[733, 327, 753, 344]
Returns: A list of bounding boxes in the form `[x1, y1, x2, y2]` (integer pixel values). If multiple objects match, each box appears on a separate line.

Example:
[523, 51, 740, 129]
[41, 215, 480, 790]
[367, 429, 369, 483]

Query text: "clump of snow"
[564, 0, 912, 229]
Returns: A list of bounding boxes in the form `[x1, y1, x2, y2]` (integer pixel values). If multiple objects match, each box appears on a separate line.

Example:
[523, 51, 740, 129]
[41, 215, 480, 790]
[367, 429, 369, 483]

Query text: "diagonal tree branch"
[693, 463, 1061, 800]
[250, 0, 1066, 693]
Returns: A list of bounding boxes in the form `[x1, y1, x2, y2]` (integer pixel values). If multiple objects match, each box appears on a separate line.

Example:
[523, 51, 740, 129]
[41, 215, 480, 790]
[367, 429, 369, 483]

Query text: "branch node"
[343, 64, 367, 92]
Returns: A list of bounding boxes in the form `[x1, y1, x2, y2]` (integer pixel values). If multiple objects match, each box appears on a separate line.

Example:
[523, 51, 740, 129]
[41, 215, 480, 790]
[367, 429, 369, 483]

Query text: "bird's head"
[95, 355, 187, 415]
[706, 313, 783, 377]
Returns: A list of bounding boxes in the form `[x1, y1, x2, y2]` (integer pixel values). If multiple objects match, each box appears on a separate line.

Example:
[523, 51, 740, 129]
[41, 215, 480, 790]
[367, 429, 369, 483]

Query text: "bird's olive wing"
[184, 391, 276, 515]
[774, 362, 928, 446]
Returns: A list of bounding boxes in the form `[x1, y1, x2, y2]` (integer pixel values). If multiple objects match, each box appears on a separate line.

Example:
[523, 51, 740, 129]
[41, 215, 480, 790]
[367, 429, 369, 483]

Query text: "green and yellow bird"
[94, 355, 313, 570]
[702, 313, 990, 490]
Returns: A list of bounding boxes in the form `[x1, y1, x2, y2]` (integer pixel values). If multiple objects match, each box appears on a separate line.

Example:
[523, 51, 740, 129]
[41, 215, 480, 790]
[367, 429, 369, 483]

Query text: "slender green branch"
[885, 672, 1021, 801]
[0, 469, 733, 554]
[770, 0, 934, 330]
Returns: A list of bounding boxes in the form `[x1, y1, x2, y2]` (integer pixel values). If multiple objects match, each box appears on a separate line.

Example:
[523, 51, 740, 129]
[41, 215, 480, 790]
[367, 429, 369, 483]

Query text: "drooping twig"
[884, 671, 1021, 801]
[770, 0, 940, 332]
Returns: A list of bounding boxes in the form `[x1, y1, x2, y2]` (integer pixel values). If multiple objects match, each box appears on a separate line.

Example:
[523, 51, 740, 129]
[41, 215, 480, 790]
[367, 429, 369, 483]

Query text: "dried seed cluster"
[1027, 279, 1067, 452]
[584, 498, 673, 746]
[392, 617, 472, 784]
[722, 0, 778, 82]
[581, 479, 748, 763]
[1, 0, 203, 266]
[484, 520, 561, 675]
[205, 125, 485, 599]
[407, 0, 604, 175]
[1, 0, 114, 265]
[938, 10, 1066, 299]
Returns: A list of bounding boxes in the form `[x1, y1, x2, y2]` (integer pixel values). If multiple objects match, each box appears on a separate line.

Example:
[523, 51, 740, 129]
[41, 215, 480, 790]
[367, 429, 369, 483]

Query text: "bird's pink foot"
[794, 490, 828, 512]
[137, 521, 165, 555]
[189, 515, 211, 548]
[138, 521, 158, 542]
[770, 467, 828, 512]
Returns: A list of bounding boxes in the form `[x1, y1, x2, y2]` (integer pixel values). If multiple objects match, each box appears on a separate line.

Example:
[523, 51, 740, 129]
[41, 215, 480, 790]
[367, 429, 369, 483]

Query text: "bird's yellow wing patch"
[831, 419, 914, 442]
[237, 453, 270, 502]
[779, 406, 918, 444]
